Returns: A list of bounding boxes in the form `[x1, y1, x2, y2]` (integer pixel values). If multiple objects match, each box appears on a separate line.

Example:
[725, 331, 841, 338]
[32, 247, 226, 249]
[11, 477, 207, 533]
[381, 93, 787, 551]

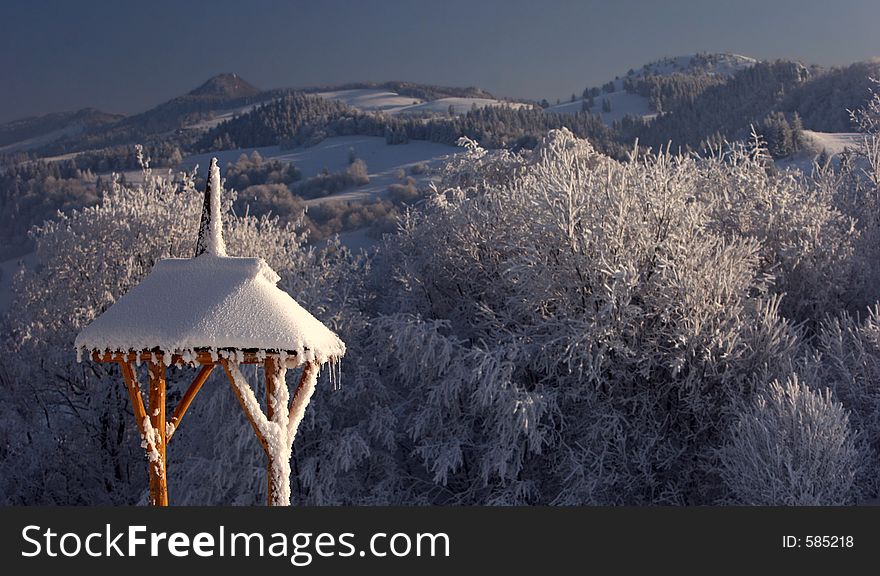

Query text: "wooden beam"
[119, 361, 147, 439]
[220, 359, 270, 457]
[147, 361, 168, 507]
[92, 349, 301, 367]
[166, 364, 214, 443]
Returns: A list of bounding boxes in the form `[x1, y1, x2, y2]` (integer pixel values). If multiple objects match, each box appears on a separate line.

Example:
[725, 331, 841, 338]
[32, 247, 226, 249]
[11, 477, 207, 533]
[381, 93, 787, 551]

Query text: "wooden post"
[221, 359, 270, 456]
[147, 361, 169, 506]
[265, 356, 283, 506]
[119, 361, 147, 440]
[167, 363, 214, 442]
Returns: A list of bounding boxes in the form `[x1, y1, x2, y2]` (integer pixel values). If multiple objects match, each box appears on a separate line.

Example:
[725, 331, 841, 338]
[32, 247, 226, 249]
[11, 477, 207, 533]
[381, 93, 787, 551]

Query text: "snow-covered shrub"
[718, 374, 859, 505]
[697, 137, 858, 324]
[816, 307, 880, 496]
[366, 129, 806, 504]
[839, 80, 880, 311]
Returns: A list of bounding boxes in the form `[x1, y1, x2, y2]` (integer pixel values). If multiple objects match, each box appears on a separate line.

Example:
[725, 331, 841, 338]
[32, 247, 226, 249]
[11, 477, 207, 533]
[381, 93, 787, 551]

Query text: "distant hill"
[5, 55, 879, 161]
[629, 59, 811, 150]
[188, 73, 260, 99]
[543, 53, 878, 155]
[632, 53, 758, 78]
[114, 73, 269, 135]
[780, 60, 880, 132]
[0, 108, 123, 151]
[31, 74, 281, 154]
[547, 52, 758, 120]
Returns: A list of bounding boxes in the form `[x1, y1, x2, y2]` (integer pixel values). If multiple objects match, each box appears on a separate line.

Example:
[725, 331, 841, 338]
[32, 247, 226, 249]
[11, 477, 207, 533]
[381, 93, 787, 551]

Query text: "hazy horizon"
[2, 0, 879, 123]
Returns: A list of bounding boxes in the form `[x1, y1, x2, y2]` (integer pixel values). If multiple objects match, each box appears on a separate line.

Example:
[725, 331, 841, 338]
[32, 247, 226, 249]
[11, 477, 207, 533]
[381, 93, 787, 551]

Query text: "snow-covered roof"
[75, 255, 345, 364]
[75, 157, 345, 365]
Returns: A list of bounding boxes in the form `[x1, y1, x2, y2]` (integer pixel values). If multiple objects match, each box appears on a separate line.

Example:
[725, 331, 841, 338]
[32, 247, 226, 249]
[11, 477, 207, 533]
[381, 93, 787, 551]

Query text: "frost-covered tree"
[363, 130, 824, 504]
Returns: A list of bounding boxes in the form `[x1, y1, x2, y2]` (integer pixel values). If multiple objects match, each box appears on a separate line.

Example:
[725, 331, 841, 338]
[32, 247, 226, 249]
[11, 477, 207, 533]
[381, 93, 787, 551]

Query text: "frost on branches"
[367, 125, 879, 505]
[719, 374, 859, 505]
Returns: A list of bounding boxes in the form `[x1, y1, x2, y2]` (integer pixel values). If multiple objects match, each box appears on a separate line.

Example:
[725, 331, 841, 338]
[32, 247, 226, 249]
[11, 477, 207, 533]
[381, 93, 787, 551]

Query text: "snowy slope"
[315, 88, 529, 116]
[316, 89, 424, 114]
[547, 52, 758, 124]
[183, 101, 266, 131]
[548, 91, 656, 124]
[183, 135, 458, 205]
[633, 53, 757, 80]
[801, 130, 863, 155]
[397, 97, 532, 115]
[0, 124, 85, 153]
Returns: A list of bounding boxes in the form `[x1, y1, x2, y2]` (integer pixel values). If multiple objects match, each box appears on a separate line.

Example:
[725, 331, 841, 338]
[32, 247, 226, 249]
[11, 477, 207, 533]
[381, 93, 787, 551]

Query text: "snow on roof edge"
[74, 254, 346, 367]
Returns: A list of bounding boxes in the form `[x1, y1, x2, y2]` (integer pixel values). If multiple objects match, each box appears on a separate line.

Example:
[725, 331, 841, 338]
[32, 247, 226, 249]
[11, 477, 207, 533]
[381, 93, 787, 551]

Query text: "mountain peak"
[189, 73, 260, 99]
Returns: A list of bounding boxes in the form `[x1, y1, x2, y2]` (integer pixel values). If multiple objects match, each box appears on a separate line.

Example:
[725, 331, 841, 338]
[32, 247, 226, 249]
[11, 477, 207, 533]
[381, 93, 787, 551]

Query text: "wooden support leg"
[147, 361, 168, 506]
[265, 356, 283, 506]
[167, 363, 214, 443]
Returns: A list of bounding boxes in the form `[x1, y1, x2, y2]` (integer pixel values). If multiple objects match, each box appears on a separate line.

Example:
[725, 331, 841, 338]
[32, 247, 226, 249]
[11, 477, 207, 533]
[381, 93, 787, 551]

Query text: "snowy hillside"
[547, 92, 655, 124]
[633, 53, 757, 79]
[316, 88, 530, 116]
[398, 97, 532, 115]
[547, 52, 758, 124]
[801, 130, 863, 155]
[184, 135, 457, 205]
[316, 89, 425, 114]
[182, 101, 267, 131]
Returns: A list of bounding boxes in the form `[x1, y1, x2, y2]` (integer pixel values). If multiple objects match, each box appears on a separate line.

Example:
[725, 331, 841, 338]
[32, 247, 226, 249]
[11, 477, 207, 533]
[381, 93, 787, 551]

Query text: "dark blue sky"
[2, 0, 878, 122]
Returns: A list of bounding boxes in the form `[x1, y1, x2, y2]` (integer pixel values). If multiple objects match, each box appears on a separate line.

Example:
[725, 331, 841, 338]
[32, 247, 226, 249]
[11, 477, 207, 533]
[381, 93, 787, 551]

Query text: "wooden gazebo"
[75, 159, 345, 506]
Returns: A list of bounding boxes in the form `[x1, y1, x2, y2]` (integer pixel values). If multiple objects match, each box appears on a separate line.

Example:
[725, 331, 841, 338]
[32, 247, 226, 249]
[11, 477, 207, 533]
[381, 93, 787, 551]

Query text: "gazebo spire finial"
[195, 157, 227, 257]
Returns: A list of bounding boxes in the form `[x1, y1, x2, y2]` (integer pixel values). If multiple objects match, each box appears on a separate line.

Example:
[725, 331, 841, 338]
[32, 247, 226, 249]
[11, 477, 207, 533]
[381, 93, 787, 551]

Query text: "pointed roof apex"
[195, 158, 227, 257]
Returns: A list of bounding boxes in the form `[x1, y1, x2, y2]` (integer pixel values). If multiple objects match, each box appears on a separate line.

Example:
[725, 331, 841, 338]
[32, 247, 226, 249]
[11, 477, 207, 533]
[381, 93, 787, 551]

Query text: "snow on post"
[195, 157, 227, 257]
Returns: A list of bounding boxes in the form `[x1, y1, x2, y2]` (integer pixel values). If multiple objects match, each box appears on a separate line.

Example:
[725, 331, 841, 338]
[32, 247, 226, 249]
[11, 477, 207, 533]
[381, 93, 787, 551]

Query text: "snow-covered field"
[547, 90, 656, 123]
[315, 88, 530, 116]
[801, 130, 863, 155]
[316, 89, 424, 114]
[183, 102, 266, 131]
[98, 135, 456, 196]
[400, 97, 532, 115]
[183, 135, 456, 204]
[0, 125, 83, 153]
